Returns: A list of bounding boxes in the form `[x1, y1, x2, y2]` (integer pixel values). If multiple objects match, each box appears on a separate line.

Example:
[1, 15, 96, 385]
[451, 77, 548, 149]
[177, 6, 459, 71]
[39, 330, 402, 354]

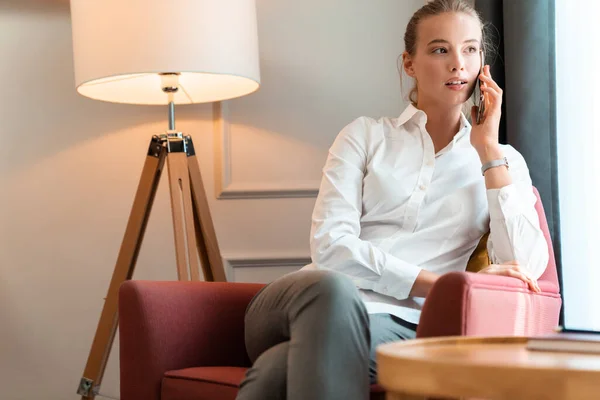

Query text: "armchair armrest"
[118, 280, 265, 400]
[416, 272, 561, 338]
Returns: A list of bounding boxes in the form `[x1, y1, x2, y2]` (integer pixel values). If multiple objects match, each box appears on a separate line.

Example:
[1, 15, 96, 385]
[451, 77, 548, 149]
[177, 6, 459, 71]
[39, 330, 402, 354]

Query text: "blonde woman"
[236, 1, 548, 399]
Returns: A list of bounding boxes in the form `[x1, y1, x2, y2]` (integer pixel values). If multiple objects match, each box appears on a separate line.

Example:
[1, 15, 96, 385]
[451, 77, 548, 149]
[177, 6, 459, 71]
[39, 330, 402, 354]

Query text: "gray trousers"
[235, 269, 417, 400]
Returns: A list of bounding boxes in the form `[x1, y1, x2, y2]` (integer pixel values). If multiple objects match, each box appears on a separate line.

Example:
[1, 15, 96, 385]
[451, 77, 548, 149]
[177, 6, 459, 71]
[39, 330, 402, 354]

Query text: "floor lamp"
[69, 1, 261, 398]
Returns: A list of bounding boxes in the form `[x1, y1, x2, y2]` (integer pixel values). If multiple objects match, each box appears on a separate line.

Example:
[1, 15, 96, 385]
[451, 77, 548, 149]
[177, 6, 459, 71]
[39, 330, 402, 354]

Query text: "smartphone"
[476, 50, 486, 124]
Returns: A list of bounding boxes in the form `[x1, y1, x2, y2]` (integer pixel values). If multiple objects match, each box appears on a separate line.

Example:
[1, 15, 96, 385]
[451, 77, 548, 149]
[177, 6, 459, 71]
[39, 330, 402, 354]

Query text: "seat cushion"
[162, 366, 386, 400]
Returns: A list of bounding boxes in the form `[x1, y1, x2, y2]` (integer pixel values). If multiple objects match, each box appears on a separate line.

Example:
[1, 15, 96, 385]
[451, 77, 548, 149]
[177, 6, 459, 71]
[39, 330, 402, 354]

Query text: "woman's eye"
[468, 46, 478, 52]
[432, 48, 447, 54]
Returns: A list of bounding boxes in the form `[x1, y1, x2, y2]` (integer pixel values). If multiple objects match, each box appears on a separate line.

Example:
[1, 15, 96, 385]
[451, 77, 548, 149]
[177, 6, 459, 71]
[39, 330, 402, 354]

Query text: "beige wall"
[0, 0, 424, 398]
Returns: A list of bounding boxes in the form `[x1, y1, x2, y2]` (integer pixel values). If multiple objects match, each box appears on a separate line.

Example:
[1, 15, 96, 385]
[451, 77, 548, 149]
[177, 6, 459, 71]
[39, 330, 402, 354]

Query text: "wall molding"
[224, 255, 312, 269]
[222, 254, 311, 281]
[213, 102, 321, 199]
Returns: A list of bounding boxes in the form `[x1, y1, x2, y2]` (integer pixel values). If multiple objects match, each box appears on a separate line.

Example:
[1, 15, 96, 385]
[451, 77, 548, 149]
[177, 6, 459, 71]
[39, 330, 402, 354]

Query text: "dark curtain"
[475, 0, 563, 324]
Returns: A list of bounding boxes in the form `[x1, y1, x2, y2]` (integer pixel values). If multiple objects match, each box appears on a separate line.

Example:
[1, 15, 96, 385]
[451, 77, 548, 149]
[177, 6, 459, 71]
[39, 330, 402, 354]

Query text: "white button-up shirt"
[301, 103, 549, 324]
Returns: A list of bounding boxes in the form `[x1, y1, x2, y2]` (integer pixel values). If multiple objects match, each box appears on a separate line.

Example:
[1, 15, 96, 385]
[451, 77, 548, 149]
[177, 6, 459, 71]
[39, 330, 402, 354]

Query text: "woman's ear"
[402, 52, 415, 78]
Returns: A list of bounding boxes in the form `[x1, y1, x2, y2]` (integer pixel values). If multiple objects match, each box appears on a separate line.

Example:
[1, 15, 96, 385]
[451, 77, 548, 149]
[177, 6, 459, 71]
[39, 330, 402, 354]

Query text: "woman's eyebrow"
[427, 39, 479, 46]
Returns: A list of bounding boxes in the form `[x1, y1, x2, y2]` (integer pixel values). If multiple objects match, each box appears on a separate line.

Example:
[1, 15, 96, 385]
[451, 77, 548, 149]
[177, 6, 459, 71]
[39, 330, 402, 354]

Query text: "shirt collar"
[454, 111, 471, 144]
[394, 103, 471, 145]
[394, 102, 426, 129]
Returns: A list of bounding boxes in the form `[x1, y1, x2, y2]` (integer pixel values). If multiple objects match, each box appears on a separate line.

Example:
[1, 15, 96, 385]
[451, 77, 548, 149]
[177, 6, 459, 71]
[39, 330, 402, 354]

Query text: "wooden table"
[376, 336, 600, 400]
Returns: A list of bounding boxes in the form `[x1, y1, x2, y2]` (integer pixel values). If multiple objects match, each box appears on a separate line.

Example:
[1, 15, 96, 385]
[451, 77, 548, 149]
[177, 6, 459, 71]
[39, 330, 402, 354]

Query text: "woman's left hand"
[470, 65, 503, 155]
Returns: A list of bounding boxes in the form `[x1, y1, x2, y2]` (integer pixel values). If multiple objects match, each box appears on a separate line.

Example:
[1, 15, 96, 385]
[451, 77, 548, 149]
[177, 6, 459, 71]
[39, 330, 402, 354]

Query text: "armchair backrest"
[532, 186, 559, 288]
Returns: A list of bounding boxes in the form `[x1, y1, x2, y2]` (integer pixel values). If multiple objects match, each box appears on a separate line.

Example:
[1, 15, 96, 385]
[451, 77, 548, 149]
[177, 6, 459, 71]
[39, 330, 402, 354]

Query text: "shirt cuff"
[486, 183, 523, 220]
[373, 258, 422, 300]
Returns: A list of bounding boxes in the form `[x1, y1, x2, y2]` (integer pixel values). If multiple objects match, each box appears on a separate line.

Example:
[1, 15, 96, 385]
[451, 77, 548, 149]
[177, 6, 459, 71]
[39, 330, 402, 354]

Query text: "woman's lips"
[445, 83, 467, 90]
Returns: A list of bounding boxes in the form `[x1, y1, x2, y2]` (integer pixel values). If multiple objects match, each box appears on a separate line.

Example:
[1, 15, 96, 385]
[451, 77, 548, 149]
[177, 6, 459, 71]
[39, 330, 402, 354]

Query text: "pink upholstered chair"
[118, 187, 561, 400]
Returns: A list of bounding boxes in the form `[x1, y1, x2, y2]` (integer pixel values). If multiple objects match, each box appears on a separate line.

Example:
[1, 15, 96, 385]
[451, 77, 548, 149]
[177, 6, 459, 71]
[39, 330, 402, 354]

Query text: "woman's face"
[404, 12, 483, 107]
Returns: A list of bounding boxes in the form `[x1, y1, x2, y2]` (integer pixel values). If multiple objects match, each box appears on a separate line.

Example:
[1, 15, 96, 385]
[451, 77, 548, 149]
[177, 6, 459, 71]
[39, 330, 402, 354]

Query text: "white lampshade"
[69, 0, 261, 105]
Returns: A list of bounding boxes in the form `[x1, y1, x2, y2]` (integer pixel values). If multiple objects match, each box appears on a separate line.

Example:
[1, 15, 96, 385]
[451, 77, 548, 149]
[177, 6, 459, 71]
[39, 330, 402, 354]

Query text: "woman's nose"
[449, 54, 466, 71]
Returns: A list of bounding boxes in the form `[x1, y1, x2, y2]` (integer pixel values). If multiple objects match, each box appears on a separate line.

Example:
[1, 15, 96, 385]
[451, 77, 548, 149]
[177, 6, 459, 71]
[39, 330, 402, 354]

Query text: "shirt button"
[501, 192, 509, 200]
[419, 184, 426, 191]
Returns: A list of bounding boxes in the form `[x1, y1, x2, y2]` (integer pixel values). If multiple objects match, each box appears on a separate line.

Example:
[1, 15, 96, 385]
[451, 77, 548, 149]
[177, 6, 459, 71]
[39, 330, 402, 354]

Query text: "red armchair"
[118, 187, 561, 400]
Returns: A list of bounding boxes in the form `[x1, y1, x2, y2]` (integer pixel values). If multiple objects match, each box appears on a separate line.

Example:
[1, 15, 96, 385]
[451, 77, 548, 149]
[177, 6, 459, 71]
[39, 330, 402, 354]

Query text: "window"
[556, 0, 600, 331]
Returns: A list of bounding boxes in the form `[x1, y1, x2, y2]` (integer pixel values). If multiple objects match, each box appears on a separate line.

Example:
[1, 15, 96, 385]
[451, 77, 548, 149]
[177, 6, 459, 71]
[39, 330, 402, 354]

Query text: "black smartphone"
[476, 50, 486, 124]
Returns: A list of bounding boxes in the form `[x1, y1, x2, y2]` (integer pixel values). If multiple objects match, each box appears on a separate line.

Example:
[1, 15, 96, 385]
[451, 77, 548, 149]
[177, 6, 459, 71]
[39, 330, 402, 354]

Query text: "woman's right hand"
[477, 261, 541, 293]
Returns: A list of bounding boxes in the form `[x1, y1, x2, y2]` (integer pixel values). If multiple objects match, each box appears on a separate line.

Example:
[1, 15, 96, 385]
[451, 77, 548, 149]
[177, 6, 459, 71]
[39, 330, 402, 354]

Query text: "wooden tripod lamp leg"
[77, 137, 166, 399]
[186, 136, 227, 282]
[166, 150, 201, 281]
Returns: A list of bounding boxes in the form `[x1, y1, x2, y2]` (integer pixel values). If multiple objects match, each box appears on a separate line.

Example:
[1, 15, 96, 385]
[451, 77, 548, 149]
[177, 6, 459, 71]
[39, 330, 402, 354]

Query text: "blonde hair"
[398, 0, 496, 116]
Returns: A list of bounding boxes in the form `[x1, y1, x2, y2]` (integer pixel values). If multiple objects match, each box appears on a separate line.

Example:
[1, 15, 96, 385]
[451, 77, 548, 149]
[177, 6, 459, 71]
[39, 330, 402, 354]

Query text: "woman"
[236, 1, 549, 399]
